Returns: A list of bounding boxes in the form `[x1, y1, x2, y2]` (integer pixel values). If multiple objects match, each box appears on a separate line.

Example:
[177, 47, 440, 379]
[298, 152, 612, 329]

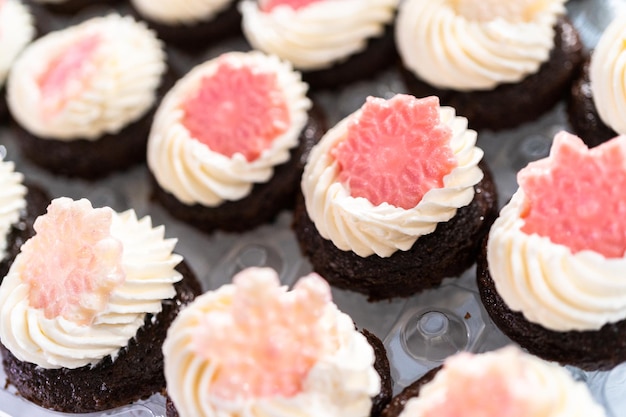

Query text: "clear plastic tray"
[1, 0, 625, 416]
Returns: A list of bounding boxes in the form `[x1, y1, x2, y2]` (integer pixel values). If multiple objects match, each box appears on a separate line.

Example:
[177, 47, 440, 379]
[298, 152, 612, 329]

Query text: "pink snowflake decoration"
[182, 58, 290, 162]
[261, 0, 324, 13]
[519, 131, 626, 258]
[331, 95, 457, 209]
[19, 198, 125, 325]
[191, 268, 339, 400]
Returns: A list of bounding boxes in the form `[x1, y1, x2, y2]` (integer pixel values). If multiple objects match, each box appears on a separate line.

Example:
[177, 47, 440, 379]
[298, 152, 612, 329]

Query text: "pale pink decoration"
[331, 95, 457, 209]
[38, 34, 101, 116]
[261, 0, 324, 13]
[419, 351, 535, 417]
[191, 267, 339, 400]
[19, 198, 125, 326]
[182, 58, 290, 162]
[519, 131, 626, 258]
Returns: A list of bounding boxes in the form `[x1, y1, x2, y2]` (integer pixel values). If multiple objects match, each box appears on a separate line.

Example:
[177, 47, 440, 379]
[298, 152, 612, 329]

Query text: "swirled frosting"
[147, 51, 311, 207]
[7, 13, 166, 141]
[163, 267, 380, 417]
[302, 96, 484, 258]
[487, 132, 626, 332]
[0, 157, 27, 261]
[0, 0, 35, 89]
[488, 190, 626, 332]
[130, 0, 234, 26]
[0, 198, 183, 369]
[590, 14, 626, 135]
[395, 0, 566, 91]
[399, 346, 606, 417]
[239, 0, 399, 71]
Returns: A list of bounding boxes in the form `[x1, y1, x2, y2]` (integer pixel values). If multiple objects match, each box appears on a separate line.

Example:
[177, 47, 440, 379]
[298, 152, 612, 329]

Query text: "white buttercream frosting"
[240, 0, 399, 71]
[395, 0, 566, 91]
[147, 51, 311, 207]
[131, 0, 234, 26]
[0, 157, 27, 261]
[487, 190, 626, 332]
[7, 13, 166, 141]
[163, 267, 380, 417]
[590, 14, 626, 135]
[0, 0, 35, 89]
[0, 206, 183, 369]
[399, 346, 606, 417]
[302, 102, 484, 258]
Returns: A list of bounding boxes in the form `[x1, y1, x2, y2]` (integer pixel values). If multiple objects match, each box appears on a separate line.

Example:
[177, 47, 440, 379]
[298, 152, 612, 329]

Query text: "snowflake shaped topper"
[182, 57, 289, 162]
[519, 131, 626, 258]
[192, 267, 339, 400]
[19, 197, 125, 325]
[331, 94, 456, 209]
[261, 0, 324, 13]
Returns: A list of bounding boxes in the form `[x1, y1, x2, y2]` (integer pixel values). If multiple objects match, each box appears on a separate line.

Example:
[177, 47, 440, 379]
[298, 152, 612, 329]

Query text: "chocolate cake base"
[151, 104, 327, 234]
[292, 161, 499, 301]
[130, 2, 241, 52]
[0, 91, 8, 122]
[11, 68, 178, 180]
[476, 241, 626, 371]
[24, 0, 121, 16]
[567, 56, 618, 147]
[165, 327, 392, 417]
[399, 17, 583, 132]
[299, 24, 398, 91]
[1, 261, 202, 414]
[362, 328, 393, 417]
[380, 367, 440, 417]
[0, 181, 50, 282]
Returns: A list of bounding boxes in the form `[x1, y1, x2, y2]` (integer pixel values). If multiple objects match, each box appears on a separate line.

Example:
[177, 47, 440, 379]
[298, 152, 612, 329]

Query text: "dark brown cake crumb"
[299, 24, 398, 91]
[476, 238, 626, 371]
[361, 328, 393, 417]
[1, 261, 202, 414]
[0, 181, 50, 283]
[567, 56, 618, 147]
[380, 366, 440, 417]
[151, 104, 327, 234]
[292, 161, 498, 301]
[129, 1, 242, 52]
[24, 0, 122, 16]
[399, 17, 584, 132]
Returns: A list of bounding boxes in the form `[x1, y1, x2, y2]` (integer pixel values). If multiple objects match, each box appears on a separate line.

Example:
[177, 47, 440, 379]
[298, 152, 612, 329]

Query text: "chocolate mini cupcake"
[381, 346, 606, 417]
[163, 266, 392, 417]
[147, 50, 326, 234]
[239, 0, 399, 90]
[0, 155, 49, 282]
[293, 94, 498, 301]
[0, 0, 36, 120]
[0, 197, 202, 413]
[25, 0, 121, 15]
[7, 13, 170, 179]
[395, 0, 583, 131]
[568, 14, 626, 148]
[477, 131, 626, 371]
[129, 0, 241, 51]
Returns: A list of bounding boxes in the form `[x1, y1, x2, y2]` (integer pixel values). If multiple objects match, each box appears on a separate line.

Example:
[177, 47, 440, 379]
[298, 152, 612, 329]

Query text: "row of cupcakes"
[1, 77, 625, 416]
[2, 0, 626, 368]
[0, 2, 625, 416]
[2, 0, 623, 182]
[0, 186, 613, 416]
[5, 0, 610, 133]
